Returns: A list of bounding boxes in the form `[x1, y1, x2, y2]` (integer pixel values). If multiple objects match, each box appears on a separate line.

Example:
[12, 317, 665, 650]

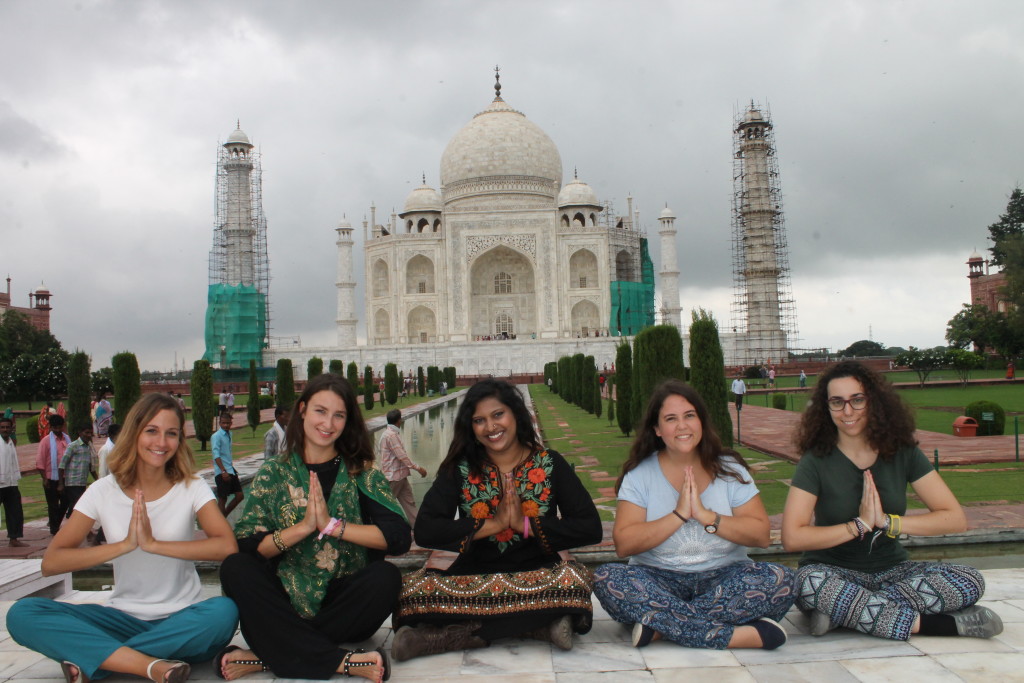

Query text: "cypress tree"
[427, 366, 440, 393]
[364, 366, 375, 410]
[594, 375, 602, 419]
[557, 356, 572, 402]
[417, 366, 425, 396]
[111, 351, 142, 421]
[633, 325, 685, 425]
[276, 359, 296, 410]
[582, 355, 596, 413]
[346, 362, 360, 392]
[688, 309, 733, 447]
[247, 359, 260, 436]
[571, 353, 586, 408]
[66, 351, 91, 433]
[384, 363, 399, 405]
[615, 342, 633, 436]
[329, 359, 344, 376]
[191, 360, 215, 450]
[307, 356, 324, 380]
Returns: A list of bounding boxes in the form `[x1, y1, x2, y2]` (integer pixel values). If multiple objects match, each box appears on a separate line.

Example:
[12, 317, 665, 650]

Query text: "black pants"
[220, 552, 401, 680]
[0, 485, 24, 539]
[63, 485, 87, 518]
[42, 481, 66, 534]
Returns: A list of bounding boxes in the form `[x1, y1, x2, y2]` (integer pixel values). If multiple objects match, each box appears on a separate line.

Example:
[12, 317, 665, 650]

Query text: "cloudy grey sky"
[2, 0, 1021, 370]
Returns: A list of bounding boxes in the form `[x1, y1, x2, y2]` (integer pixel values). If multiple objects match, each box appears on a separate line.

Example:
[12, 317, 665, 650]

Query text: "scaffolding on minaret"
[204, 126, 271, 368]
[729, 102, 799, 366]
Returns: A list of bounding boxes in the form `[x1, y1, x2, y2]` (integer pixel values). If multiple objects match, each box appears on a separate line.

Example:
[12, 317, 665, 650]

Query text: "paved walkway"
[1, 568, 1022, 682]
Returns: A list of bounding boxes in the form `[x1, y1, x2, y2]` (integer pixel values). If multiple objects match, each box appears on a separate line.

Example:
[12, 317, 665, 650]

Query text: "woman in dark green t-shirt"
[781, 361, 1001, 641]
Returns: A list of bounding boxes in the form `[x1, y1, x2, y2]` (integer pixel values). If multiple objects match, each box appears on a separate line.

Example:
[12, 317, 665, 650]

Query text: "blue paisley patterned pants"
[592, 561, 795, 649]
[795, 561, 985, 640]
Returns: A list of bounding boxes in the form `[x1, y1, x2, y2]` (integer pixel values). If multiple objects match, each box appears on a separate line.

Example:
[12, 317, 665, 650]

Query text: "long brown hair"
[615, 379, 749, 493]
[284, 373, 374, 474]
[795, 361, 917, 460]
[108, 393, 196, 488]
[439, 379, 544, 478]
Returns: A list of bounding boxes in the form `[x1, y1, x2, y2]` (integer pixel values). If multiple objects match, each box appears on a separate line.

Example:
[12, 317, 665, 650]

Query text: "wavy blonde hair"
[108, 393, 196, 488]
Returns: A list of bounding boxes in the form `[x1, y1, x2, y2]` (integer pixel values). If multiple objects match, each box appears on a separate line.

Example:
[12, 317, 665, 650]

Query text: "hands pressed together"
[858, 470, 886, 529]
[122, 489, 157, 554]
[481, 472, 526, 538]
[673, 465, 713, 526]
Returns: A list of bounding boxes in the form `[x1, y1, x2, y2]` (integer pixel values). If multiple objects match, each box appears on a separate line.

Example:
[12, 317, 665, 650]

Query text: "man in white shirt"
[0, 416, 26, 547]
[97, 423, 121, 479]
[731, 376, 747, 411]
[263, 407, 289, 459]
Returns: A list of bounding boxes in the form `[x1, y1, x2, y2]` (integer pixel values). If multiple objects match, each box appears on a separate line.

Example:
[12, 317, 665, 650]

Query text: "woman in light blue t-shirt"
[593, 380, 795, 650]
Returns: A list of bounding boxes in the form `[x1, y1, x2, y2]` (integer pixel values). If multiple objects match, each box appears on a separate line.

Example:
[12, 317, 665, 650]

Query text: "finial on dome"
[494, 65, 502, 100]
[236, 119, 240, 129]
[574, 166, 578, 180]
[422, 172, 426, 185]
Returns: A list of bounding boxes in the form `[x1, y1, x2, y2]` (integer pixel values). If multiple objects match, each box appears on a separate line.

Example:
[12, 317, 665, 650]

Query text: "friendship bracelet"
[672, 510, 687, 523]
[272, 529, 289, 552]
[844, 521, 858, 539]
[523, 517, 530, 539]
[851, 517, 867, 541]
[337, 518, 348, 540]
[319, 517, 341, 540]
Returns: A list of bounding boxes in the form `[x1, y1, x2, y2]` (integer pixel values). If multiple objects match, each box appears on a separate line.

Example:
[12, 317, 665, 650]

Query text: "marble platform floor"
[1, 568, 1021, 682]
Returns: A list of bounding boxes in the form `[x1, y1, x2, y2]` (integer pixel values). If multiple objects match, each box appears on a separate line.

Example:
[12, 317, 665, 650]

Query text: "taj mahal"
[236, 73, 795, 376]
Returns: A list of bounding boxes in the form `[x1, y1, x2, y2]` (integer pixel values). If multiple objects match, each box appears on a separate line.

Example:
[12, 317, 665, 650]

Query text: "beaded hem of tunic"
[397, 560, 593, 621]
[234, 451, 403, 617]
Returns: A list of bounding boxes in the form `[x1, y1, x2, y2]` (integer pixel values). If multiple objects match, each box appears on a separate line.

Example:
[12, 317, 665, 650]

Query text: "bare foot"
[220, 649, 265, 681]
[339, 650, 386, 682]
[61, 662, 85, 683]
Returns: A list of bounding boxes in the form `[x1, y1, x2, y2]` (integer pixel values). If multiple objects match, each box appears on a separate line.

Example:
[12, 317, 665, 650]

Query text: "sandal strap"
[341, 650, 373, 676]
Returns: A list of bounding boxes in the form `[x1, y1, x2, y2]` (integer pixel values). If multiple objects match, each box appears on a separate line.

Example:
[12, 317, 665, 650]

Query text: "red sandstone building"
[0, 277, 52, 331]
[967, 251, 1009, 313]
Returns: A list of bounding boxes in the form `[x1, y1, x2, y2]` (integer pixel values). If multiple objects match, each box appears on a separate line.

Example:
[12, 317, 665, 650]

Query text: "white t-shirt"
[97, 438, 116, 478]
[618, 454, 758, 573]
[75, 474, 215, 620]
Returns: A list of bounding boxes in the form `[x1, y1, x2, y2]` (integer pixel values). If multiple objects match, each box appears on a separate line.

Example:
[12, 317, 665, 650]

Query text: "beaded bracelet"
[337, 518, 348, 540]
[851, 517, 867, 541]
[272, 529, 289, 552]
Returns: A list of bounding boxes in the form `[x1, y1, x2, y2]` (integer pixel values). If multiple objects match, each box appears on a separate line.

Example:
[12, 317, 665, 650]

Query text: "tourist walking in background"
[262, 406, 289, 459]
[59, 423, 97, 519]
[0, 416, 26, 547]
[730, 375, 746, 411]
[218, 374, 402, 682]
[593, 380, 794, 651]
[782, 361, 1002, 640]
[36, 414, 70, 535]
[379, 409, 426, 526]
[94, 392, 113, 437]
[98, 424, 121, 479]
[799, 370, 807, 388]
[6, 393, 239, 683]
[392, 379, 602, 660]
[212, 413, 243, 518]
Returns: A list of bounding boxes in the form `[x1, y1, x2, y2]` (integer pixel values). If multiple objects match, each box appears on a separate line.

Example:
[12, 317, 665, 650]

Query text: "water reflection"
[400, 396, 462, 505]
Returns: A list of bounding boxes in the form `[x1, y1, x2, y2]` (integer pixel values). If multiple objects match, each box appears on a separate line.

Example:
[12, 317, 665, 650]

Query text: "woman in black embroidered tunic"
[392, 379, 602, 661]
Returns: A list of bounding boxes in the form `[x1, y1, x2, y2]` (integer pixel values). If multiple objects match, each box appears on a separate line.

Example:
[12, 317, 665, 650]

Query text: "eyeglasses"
[827, 395, 868, 412]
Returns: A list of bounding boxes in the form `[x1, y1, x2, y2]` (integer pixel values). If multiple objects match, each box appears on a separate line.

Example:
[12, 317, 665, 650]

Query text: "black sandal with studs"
[213, 645, 268, 679]
[341, 648, 391, 681]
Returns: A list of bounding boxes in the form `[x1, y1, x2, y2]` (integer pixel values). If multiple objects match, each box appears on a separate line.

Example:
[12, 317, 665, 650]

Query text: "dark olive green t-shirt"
[791, 446, 933, 573]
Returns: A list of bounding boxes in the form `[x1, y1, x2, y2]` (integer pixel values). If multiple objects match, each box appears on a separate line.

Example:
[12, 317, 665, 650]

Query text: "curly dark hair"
[284, 373, 375, 474]
[795, 361, 917, 460]
[615, 379, 750, 493]
[440, 379, 544, 478]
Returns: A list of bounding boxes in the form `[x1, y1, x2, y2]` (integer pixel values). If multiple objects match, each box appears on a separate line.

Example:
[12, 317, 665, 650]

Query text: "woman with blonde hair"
[7, 393, 239, 683]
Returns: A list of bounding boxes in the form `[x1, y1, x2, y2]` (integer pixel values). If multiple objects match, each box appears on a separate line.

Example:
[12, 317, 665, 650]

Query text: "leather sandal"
[145, 659, 190, 683]
[214, 645, 268, 680]
[341, 648, 390, 681]
[61, 661, 90, 683]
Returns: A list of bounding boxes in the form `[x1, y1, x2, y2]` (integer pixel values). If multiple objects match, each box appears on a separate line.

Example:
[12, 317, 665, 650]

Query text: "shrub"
[191, 360, 215, 450]
[26, 415, 40, 443]
[965, 400, 1006, 436]
[772, 393, 788, 410]
[112, 351, 141, 420]
[259, 394, 275, 410]
[307, 357, 324, 380]
[364, 366, 375, 410]
[276, 359, 296, 410]
[615, 342, 633, 437]
[247, 360, 260, 435]
[744, 366, 762, 380]
[688, 309, 731, 447]
[66, 351, 92, 434]
[347, 362, 359, 392]
[384, 363, 399, 405]
[329, 359, 344, 376]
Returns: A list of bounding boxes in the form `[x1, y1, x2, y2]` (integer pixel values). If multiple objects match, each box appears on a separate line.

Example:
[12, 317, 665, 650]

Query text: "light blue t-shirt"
[618, 454, 758, 573]
[211, 429, 234, 476]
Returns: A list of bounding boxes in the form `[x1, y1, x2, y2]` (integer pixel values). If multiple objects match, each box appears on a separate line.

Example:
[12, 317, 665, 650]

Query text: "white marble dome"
[440, 97, 562, 189]
[402, 181, 443, 213]
[659, 205, 676, 219]
[558, 177, 600, 208]
[226, 127, 252, 145]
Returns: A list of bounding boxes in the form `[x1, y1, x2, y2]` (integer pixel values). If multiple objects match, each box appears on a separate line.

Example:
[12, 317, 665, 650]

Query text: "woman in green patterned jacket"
[217, 374, 408, 683]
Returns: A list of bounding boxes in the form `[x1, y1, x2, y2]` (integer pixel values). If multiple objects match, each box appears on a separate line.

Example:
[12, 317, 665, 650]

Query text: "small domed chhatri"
[402, 179, 443, 214]
[226, 123, 252, 146]
[558, 174, 601, 209]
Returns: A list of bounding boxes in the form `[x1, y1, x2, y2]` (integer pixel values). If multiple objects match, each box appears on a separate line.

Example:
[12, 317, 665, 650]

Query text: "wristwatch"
[704, 512, 721, 534]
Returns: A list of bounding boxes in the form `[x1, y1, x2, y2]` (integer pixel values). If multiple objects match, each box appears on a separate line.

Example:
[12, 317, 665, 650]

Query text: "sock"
[918, 613, 958, 636]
